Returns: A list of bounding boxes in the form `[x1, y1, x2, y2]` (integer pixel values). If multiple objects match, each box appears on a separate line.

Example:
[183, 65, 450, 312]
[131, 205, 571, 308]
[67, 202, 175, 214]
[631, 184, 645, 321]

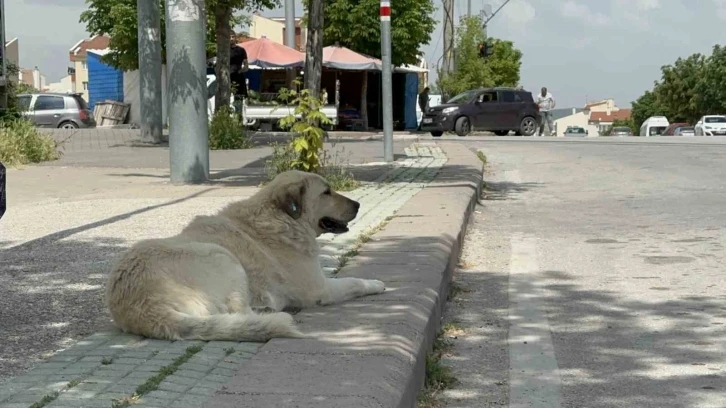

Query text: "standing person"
[535, 87, 556, 136]
[419, 86, 430, 113]
[418, 86, 430, 130]
[230, 38, 249, 109]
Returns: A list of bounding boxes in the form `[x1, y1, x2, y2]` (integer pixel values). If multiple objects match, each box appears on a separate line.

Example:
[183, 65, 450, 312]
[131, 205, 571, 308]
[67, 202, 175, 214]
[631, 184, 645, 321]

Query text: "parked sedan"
[17, 93, 96, 129]
[611, 126, 633, 136]
[662, 122, 691, 136]
[564, 126, 588, 137]
[695, 115, 726, 136]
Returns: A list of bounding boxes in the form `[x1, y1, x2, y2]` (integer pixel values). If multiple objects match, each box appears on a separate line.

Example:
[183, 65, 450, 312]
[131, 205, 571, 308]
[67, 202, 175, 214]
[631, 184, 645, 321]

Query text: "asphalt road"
[440, 137, 726, 408]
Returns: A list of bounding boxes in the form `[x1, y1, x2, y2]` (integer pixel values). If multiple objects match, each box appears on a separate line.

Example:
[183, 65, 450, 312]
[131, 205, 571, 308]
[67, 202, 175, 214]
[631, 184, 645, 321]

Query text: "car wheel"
[454, 117, 471, 137]
[519, 116, 537, 136]
[59, 121, 79, 129]
[430, 131, 443, 137]
[494, 130, 509, 136]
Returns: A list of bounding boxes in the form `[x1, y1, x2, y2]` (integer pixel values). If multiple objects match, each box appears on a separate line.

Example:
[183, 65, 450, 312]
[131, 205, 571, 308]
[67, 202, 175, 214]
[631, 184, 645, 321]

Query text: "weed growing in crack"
[111, 345, 203, 408]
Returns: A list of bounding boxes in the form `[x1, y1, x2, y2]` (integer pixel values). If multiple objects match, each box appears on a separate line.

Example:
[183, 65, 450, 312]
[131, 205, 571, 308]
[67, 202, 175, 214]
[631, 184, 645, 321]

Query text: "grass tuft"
[0, 118, 61, 166]
[111, 345, 203, 408]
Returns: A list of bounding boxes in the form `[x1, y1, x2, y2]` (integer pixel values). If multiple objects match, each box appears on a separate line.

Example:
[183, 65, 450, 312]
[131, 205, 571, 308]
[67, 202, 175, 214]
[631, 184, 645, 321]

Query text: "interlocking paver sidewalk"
[0, 143, 452, 408]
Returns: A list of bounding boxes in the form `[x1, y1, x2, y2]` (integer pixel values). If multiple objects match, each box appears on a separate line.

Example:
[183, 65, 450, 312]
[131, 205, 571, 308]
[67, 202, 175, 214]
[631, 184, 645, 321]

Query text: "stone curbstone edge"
[202, 141, 483, 408]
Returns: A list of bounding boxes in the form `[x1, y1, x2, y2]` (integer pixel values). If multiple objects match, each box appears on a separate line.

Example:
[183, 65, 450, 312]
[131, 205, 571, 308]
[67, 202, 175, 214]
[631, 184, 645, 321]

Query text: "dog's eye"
[324, 188, 331, 195]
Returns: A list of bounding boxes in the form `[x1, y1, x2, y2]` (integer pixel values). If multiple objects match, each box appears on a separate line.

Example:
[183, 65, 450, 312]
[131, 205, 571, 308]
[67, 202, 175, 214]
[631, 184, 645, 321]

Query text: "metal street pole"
[468, 0, 472, 16]
[284, 0, 296, 87]
[138, 0, 163, 144]
[284, 0, 295, 47]
[380, 1, 393, 162]
[166, 0, 209, 184]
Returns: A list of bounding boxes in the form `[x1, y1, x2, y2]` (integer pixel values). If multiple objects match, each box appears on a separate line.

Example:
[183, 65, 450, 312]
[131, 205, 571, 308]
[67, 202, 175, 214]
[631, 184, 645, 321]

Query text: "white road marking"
[508, 234, 563, 407]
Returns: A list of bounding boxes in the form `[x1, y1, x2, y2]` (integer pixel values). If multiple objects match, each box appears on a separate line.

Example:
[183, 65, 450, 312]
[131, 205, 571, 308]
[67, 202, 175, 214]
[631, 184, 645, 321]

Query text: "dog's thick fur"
[106, 170, 385, 341]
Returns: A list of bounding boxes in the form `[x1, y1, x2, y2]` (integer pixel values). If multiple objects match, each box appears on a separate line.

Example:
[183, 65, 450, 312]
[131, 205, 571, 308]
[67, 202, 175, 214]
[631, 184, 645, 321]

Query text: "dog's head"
[270, 170, 360, 236]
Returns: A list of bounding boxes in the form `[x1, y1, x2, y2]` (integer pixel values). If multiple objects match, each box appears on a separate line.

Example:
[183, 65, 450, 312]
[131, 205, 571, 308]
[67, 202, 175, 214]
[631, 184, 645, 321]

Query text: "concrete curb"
[204, 142, 483, 408]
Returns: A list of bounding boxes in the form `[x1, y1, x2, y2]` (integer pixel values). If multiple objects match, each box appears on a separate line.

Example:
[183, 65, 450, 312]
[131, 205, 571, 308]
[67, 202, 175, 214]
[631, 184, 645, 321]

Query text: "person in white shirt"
[535, 87, 556, 136]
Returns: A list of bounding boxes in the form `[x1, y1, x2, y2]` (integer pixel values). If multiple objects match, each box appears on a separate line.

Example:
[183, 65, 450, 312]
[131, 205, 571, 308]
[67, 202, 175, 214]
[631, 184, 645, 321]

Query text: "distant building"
[45, 75, 75, 94]
[19, 67, 46, 90]
[248, 14, 306, 51]
[553, 98, 631, 136]
[5, 37, 18, 83]
[69, 35, 111, 102]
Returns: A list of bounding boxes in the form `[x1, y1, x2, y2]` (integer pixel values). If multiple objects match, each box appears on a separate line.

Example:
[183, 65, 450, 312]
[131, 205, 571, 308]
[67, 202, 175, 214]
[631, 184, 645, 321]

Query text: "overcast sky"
[6, 0, 726, 108]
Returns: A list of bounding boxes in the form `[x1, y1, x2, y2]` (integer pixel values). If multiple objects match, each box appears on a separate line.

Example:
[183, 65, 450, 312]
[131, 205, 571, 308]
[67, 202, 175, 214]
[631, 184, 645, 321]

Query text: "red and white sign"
[380, 1, 391, 21]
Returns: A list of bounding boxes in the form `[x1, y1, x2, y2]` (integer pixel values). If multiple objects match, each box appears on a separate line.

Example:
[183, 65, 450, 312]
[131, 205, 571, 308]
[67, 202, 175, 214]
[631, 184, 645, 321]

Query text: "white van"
[639, 116, 669, 137]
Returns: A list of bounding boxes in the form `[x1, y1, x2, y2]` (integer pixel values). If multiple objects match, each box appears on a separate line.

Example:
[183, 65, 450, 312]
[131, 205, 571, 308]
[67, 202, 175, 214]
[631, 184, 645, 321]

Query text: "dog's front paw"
[364, 279, 386, 295]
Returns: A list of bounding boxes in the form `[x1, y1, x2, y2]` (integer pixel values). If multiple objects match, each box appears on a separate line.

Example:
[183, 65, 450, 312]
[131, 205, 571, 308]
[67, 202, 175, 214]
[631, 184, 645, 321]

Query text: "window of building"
[82, 82, 88, 91]
[82, 61, 87, 70]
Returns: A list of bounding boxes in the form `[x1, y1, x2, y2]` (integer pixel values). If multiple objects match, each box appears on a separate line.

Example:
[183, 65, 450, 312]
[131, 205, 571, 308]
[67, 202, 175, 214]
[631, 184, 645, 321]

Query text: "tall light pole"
[482, 0, 512, 39]
[284, 0, 296, 87]
[380, 1, 393, 162]
[166, 0, 209, 184]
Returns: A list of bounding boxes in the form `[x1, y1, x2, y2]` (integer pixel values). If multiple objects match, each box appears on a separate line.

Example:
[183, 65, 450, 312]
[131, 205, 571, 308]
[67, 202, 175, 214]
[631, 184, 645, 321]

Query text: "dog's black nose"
[353, 200, 361, 211]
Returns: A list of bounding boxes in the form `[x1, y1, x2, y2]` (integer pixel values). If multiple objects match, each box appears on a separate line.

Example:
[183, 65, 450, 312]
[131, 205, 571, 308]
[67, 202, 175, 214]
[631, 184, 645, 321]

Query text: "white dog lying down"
[106, 170, 386, 341]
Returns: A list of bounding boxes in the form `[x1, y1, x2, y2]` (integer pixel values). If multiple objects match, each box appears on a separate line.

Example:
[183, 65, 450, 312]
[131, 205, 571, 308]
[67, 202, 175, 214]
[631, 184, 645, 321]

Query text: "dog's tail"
[171, 311, 304, 342]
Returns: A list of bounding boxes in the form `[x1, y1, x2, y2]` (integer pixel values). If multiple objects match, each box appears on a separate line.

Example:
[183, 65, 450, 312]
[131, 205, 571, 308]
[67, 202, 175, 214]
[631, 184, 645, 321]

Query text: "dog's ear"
[277, 182, 306, 219]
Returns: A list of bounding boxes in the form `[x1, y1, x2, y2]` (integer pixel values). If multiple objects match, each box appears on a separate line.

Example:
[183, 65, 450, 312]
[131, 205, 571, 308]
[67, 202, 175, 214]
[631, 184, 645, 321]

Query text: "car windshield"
[649, 126, 667, 135]
[705, 116, 726, 123]
[567, 127, 585, 133]
[678, 127, 694, 132]
[613, 127, 630, 132]
[446, 91, 477, 105]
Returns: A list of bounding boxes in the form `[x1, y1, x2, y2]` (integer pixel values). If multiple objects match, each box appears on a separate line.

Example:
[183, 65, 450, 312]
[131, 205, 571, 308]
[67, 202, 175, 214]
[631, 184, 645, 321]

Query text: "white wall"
[250, 15, 284, 43]
[554, 111, 599, 136]
[46, 75, 74, 93]
[123, 65, 168, 126]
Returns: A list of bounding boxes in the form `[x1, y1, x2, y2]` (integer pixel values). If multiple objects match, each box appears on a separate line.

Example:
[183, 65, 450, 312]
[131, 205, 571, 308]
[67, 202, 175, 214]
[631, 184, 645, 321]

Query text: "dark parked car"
[420, 87, 539, 137]
[662, 122, 693, 136]
[18, 93, 96, 129]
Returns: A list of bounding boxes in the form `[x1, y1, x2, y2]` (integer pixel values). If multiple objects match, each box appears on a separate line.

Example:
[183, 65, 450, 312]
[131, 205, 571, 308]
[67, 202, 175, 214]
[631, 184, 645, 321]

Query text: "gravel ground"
[438, 205, 510, 407]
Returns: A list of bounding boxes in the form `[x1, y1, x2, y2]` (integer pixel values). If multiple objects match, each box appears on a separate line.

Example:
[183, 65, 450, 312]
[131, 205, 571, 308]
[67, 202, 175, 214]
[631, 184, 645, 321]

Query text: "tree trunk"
[304, 0, 324, 97]
[214, 0, 232, 113]
[360, 72, 368, 130]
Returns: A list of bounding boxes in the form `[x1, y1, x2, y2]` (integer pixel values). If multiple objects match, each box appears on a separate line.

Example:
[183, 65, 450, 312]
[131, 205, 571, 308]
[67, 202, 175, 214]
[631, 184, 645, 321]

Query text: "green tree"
[79, 0, 272, 71]
[696, 44, 726, 116]
[654, 53, 706, 123]
[437, 16, 522, 99]
[321, 0, 436, 67]
[631, 90, 664, 132]
[632, 44, 726, 129]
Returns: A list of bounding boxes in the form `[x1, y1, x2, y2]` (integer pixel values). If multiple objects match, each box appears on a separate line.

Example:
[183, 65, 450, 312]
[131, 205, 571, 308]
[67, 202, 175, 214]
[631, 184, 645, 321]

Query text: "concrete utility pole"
[442, 0, 454, 75]
[284, 0, 296, 87]
[138, 0, 163, 144]
[165, 0, 209, 184]
[284, 0, 295, 48]
[0, 0, 7, 111]
[380, 1, 393, 162]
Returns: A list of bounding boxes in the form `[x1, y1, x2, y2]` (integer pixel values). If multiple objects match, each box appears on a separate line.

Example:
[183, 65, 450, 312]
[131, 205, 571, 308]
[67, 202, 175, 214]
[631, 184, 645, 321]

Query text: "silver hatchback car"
[17, 93, 96, 129]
